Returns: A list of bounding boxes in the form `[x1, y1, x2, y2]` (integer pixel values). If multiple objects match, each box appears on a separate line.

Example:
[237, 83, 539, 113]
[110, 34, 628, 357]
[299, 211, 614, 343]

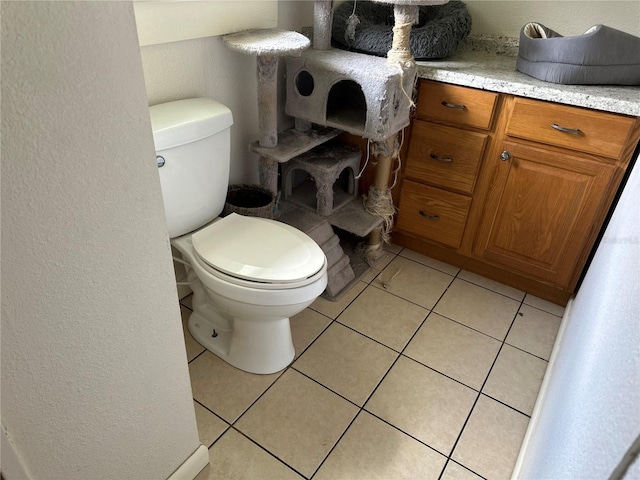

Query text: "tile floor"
[182, 245, 564, 480]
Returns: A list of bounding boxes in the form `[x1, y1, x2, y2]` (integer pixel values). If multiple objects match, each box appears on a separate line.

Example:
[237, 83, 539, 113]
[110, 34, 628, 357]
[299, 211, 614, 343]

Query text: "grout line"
[440, 296, 526, 477]
[193, 398, 229, 426]
[364, 271, 457, 315]
[205, 424, 232, 450]
[367, 280, 449, 312]
[231, 427, 310, 479]
[479, 392, 533, 419]
[427, 312, 510, 343]
[290, 366, 362, 410]
[401, 352, 486, 393]
[308, 281, 368, 320]
[309, 410, 362, 479]
[187, 270, 381, 479]
[229, 367, 289, 427]
[443, 458, 489, 480]
[360, 407, 450, 459]
[503, 339, 552, 362]
[187, 250, 551, 479]
[187, 349, 207, 364]
[397, 250, 462, 277]
[452, 276, 528, 303]
[521, 298, 565, 317]
[293, 318, 336, 362]
[332, 319, 411, 354]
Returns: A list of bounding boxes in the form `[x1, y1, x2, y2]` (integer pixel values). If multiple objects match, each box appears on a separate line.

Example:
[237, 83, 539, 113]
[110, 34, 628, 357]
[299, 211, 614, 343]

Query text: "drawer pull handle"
[430, 153, 453, 163]
[441, 101, 466, 110]
[551, 123, 582, 135]
[419, 211, 440, 220]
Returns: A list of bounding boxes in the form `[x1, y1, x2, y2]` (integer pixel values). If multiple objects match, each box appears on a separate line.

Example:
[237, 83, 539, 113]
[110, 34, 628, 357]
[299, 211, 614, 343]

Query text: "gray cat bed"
[332, 0, 471, 60]
[516, 23, 640, 85]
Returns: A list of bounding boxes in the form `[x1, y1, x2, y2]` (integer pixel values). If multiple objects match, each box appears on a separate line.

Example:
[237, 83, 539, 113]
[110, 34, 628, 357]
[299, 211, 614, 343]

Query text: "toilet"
[150, 98, 328, 374]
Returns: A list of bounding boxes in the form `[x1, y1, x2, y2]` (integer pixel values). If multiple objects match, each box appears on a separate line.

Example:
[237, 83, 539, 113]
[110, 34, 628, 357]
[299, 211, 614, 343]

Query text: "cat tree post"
[387, 3, 420, 64]
[364, 0, 448, 260]
[223, 29, 310, 194]
[313, 0, 334, 50]
[366, 135, 397, 251]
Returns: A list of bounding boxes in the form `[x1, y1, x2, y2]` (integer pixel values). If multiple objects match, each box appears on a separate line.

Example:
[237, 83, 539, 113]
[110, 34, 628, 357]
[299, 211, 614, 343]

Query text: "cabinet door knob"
[500, 150, 511, 161]
[419, 211, 440, 220]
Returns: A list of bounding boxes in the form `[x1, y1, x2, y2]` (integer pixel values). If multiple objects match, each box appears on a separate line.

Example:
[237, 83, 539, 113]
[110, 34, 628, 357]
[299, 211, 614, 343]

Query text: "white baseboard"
[511, 297, 574, 479]
[167, 444, 209, 480]
[2, 423, 32, 480]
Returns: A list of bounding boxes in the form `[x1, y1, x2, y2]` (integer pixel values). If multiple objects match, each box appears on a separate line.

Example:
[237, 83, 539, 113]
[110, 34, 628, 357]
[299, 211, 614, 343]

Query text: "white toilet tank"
[150, 98, 233, 238]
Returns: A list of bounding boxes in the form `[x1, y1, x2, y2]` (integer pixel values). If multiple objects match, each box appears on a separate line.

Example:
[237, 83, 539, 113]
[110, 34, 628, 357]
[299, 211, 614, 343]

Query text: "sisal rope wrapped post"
[386, 4, 420, 65]
[363, 1, 448, 263]
[364, 135, 398, 264]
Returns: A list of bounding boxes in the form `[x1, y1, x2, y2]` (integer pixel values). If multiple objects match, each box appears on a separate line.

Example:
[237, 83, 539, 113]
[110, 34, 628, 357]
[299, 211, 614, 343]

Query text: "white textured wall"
[465, 0, 640, 37]
[134, 1, 278, 46]
[141, 36, 263, 184]
[1, 2, 200, 479]
[516, 155, 640, 478]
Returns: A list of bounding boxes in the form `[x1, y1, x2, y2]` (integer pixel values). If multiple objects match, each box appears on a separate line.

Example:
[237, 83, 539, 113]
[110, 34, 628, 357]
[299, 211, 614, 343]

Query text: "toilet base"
[187, 308, 295, 375]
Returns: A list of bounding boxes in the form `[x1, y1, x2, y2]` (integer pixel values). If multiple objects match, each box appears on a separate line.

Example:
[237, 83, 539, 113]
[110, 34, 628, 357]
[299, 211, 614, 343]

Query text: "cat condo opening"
[285, 48, 415, 142]
[281, 142, 361, 216]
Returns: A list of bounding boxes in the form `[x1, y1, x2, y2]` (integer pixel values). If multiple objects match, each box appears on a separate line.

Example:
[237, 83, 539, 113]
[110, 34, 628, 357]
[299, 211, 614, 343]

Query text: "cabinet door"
[474, 141, 617, 287]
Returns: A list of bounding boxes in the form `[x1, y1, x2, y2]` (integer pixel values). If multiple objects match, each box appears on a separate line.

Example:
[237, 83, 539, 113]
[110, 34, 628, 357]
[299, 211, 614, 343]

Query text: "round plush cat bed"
[516, 23, 640, 85]
[332, 0, 472, 60]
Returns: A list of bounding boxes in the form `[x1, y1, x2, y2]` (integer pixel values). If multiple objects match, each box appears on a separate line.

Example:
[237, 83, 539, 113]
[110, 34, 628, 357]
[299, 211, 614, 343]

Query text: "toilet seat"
[191, 213, 326, 289]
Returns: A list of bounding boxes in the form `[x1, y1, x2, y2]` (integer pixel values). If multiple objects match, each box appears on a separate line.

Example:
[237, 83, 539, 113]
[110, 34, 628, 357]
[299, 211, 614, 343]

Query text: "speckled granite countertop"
[416, 35, 640, 117]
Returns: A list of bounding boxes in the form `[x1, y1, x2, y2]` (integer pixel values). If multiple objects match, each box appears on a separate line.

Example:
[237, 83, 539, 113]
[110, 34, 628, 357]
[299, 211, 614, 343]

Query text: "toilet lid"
[191, 213, 326, 284]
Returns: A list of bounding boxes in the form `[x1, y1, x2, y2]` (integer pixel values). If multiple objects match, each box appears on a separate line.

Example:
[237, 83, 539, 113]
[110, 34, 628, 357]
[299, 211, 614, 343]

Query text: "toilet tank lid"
[150, 98, 233, 151]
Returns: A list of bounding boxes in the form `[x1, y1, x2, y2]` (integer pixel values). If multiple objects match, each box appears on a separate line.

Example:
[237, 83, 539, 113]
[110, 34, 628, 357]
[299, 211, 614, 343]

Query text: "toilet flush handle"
[156, 155, 165, 167]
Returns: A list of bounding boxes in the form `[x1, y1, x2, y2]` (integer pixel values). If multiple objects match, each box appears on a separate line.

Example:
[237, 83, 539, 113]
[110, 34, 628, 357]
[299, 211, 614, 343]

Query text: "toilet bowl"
[150, 97, 328, 374]
[172, 214, 327, 374]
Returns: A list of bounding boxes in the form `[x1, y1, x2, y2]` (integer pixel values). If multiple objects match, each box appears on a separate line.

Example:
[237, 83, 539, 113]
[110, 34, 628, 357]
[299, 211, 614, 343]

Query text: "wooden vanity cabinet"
[394, 80, 640, 305]
[396, 81, 498, 248]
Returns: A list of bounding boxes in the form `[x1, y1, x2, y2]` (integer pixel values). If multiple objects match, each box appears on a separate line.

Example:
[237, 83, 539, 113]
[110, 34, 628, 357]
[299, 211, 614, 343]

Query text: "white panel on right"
[515, 151, 640, 478]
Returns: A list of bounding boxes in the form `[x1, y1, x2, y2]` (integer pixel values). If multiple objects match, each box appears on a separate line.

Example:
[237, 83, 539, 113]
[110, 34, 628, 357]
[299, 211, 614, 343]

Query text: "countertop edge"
[416, 56, 640, 117]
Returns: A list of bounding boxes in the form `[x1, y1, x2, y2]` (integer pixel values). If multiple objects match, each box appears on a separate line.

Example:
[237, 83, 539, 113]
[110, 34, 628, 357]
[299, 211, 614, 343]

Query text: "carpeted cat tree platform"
[224, 0, 454, 300]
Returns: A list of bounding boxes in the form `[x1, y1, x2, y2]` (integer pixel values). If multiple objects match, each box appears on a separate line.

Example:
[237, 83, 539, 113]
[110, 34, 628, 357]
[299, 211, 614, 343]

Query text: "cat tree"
[223, 0, 449, 299]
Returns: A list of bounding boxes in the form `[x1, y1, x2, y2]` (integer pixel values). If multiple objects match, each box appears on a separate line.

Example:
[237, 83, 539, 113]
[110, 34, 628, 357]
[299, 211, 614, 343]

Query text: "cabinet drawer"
[416, 80, 499, 130]
[396, 180, 471, 248]
[506, 97, 635, 159]
[406, 120, 488, 194]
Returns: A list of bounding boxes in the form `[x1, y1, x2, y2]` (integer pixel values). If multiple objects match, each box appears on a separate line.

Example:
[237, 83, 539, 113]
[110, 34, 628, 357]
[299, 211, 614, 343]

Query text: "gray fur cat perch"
[223, 29, 311, 193]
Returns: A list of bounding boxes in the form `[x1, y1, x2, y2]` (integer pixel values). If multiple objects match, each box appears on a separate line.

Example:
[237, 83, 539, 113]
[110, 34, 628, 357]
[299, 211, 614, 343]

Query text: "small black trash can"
[222, 184, 275, 219]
